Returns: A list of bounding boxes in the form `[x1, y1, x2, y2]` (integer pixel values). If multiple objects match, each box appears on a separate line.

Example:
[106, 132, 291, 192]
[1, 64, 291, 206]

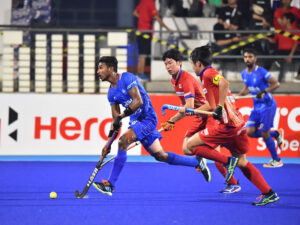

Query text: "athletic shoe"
[252, 191, 279, 206]
[225, 156, 239, 182]
[276, 128, 284, 153]
[93, 179, 114, 196]
[196, 156, 211, 182]
[263, 159, 283, 168]
[220, 182, 241, 194]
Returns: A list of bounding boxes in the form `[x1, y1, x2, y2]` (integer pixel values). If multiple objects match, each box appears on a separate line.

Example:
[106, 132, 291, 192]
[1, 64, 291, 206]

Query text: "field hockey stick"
[161, 104, 213, 116]
[234, 95, 255, 100]
[75, 131, 118, 198]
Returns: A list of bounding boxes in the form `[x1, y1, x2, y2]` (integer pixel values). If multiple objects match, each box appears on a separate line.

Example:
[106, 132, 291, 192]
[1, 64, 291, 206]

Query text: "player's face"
[164, 58, 181, 76]
[97, 62, 110, 81]
[190, 60, 201, 76]
[243, 52, 256, 68]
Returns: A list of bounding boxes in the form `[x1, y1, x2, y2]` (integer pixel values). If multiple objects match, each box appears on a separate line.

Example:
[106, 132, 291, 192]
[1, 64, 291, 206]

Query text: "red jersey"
[199, 66, 244, 127]
[171, 70, 207, 108]
[273, 7, 300, 29]
[135, 0, 158, 30]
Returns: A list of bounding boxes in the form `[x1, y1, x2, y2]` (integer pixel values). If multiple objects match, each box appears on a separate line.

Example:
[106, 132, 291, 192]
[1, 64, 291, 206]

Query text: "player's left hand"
[213, 105, 223, 120]
[101, 143, 111, 158]
[113, 115, 122, 131]
[256, 90, 266, 99]
[161, 120, 175, 131]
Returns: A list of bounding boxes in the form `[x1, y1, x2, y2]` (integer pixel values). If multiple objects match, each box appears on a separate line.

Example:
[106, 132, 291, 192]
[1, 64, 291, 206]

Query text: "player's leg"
[93, 129, 135, 196]
[230, 129, 279, 205]
[186, 128, 238, 182]
[147, 137, 211, 182]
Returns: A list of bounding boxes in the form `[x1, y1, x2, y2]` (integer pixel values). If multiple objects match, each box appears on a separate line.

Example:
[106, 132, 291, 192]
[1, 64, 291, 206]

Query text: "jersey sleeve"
[211, 72, 224, 86]
[107, 89, 117, 105]
[258, 67, 271, 81]
[182, 79, 195, 100]
[122, 73, 138, 91]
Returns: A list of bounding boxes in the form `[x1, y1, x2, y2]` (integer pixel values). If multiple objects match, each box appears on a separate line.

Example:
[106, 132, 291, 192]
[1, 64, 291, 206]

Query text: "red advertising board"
[143, 95, 300, 157]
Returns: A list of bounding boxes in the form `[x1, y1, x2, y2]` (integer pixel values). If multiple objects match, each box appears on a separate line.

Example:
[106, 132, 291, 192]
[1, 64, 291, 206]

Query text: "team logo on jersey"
[203, 88, 207, 94]
[122, 89, 126, 94]
[213, 74, 223, 86]
[179, 84, 182, 88]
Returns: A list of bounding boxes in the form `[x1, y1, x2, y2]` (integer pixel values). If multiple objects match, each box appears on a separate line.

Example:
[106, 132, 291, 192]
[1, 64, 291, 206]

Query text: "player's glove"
[161, 120, 175, 131]
[256, 90, 267, 99]
[213, 105, 223, 120]
[113, 115, 122, 131]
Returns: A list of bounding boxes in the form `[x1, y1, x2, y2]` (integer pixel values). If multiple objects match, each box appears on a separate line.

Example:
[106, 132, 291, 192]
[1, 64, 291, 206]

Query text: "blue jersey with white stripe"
[241, 65, 275, 108]
[107, 72, 157, 125]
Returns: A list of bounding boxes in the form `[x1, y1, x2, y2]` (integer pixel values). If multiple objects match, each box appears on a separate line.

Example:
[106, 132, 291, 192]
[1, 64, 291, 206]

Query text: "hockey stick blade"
[75, 131, 118, 198]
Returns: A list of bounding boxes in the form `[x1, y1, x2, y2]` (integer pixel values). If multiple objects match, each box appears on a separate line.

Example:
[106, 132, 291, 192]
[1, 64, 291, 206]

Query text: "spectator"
[133, 0, 171, 81]
[217, 0, 243, 28]
[273, 0, 300, 29]
[249, 0, 273, 69]
[213, 17, 244, 55]
[267, 13, 300, 82]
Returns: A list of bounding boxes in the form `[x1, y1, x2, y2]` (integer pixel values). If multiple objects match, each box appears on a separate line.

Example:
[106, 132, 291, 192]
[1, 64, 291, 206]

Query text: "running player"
[236, 48, 284, 168]
[161, 48, 241, 193]
[92, 56, 210, 196]
[185, 45, 279, 206]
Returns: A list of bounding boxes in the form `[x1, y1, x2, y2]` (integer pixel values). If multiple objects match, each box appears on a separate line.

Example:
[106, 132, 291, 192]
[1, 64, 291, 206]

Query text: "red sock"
[214, 161, 238, 185]
[193, 146, 229, 164]
[241, 162, 271, 194]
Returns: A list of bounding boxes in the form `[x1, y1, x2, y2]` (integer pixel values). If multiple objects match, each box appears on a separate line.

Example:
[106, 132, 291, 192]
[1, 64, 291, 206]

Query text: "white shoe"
[263, 159, 283, 168]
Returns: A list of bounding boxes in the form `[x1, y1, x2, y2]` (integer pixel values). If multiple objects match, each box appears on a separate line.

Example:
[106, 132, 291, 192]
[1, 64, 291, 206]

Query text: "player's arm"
[154, 15, 171, 31]
[212, 74, 229, 120]
[235, 85, 250, 98]
[265, 76, 280, 93]
[133, 10, 139, 18]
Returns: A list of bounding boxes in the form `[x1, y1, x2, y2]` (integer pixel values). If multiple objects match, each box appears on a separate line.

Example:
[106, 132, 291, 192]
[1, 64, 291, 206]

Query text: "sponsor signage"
[0, 93, 138, 155]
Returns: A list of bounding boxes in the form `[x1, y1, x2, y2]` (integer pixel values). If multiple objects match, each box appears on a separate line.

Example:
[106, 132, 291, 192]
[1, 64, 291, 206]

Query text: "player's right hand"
[213, 105, 223, 120]
[161, 120, 175, 131]
[113, 115, 122, 131]
[101, 143, 111, 158]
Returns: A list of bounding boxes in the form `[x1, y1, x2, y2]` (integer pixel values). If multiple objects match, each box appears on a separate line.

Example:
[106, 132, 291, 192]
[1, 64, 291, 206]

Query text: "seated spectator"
[267, 13, 300, 82]
[273, 0, 300, 29]
[217, 0, 243, 29]
[213, 16, 250, 55]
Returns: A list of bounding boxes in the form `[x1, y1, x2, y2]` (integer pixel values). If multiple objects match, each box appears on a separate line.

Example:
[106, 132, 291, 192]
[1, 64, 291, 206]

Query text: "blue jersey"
[241, 65, 275, 109]
[107, 72, 157, 125]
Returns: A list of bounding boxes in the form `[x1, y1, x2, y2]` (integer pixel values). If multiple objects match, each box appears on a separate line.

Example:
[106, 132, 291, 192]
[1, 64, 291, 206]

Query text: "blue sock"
[167, 152, 198, 167]
[252, 130, 262, 138]
[264, 137, 280, 161]
[108, 149, 127, 187]
[270, 131, 279, 138]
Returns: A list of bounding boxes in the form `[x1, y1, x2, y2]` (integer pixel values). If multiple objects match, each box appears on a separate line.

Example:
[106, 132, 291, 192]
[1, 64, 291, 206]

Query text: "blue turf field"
[0, 158, 300, 225]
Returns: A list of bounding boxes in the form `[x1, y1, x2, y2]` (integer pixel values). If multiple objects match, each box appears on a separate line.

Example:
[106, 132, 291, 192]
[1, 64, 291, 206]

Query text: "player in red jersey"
[186, 45, 279, 206]
[160, 49, 211, 182]
[161, 49, 241, 193]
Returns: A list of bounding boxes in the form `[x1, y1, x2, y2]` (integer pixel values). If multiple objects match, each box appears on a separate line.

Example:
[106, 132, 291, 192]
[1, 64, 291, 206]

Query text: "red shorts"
[185, 115, 207, 138]
[198, 118, 249, 155]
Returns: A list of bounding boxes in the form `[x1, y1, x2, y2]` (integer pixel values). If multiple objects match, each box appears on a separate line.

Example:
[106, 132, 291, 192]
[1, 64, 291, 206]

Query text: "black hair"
[99, 56, 118, 72]
[162, 48, 183, 61]
[283, 12, 295, 24]
[190, 45, 212, 66]
[243, 48, 257, 56]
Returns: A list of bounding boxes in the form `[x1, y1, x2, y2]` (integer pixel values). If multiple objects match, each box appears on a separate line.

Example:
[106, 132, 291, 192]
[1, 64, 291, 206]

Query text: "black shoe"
[93, 179, 114, 196]
[196, 156, 211, 182]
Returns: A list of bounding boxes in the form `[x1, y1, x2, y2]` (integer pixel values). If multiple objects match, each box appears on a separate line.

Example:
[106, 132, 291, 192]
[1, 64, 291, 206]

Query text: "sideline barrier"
[0, 94, 299, 157]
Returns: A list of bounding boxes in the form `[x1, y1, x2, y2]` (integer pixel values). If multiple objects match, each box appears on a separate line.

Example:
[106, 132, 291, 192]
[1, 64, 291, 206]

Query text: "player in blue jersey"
[236, 48, 284, 168]
[92, 56, 211, 196]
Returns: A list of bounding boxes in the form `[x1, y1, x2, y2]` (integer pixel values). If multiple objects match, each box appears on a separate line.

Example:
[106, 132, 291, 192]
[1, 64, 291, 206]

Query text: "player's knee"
[183, 146, 193, 155]
[261, 131, 270, 140]
[247, 130, 254, 137]
[152, 151, 168, 162]
[118, 135, 130, 149]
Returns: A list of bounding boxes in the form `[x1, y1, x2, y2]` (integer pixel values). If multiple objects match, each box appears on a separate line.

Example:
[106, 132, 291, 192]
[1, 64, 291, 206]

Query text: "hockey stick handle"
[161, 104, 213, 116]
[234, 95, 255, 100]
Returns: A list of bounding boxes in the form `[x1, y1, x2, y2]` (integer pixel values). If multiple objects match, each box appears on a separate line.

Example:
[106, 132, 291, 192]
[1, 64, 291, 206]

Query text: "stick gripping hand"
[161, 120, 175, 131]
[213, 105, 223, 120]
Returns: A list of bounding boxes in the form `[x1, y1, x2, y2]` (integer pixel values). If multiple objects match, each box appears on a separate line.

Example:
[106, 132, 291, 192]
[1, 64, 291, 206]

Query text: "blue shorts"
[246, 101, 277, 132]
[129, 118, 162, 151]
